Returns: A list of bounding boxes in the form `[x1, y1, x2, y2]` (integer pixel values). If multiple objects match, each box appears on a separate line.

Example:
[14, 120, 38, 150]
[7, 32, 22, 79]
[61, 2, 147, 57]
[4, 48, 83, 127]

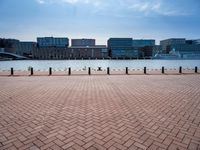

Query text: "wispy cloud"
[125, 0, 191, 16]
[36, 0, 45, 4]
[1, 0, 199, 43]
[36, 0, 101, 5]
[35, 0, 194, 17]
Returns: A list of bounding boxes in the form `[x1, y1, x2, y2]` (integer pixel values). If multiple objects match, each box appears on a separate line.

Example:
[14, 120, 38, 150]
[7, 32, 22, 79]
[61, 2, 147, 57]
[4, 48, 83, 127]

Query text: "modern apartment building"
[33, 47, 68, 59]
[132, 39, 155, 47]
[132, 39, 156, 58]
[186, 39, 200, 45]
[159, 38, 200, 58]
[108, 38, 135, 58]
[33, 46, 108, 60]
[37, 37, 69, 47]
[169, 44, 200, 58]
[71, 39, 95, 47]
[15, 42, 36, 57]
[0, 38, 20, 53]
[160, 38, 186, 53]
[34, 37, 69, 59]
[67, 45, 108, 59]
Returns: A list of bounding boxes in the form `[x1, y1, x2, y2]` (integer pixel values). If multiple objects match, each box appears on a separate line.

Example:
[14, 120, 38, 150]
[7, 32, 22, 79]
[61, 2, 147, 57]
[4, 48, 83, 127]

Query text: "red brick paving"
[0, 75, 200, 150]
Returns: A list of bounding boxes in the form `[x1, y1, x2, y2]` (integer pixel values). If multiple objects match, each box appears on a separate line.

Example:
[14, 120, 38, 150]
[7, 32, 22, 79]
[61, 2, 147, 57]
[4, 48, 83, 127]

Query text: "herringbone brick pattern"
[0, 75, 200, 150]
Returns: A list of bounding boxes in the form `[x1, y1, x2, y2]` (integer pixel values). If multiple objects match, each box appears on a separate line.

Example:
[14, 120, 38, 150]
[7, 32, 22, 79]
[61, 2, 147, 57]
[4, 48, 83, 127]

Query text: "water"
[0, 60, 200, 71]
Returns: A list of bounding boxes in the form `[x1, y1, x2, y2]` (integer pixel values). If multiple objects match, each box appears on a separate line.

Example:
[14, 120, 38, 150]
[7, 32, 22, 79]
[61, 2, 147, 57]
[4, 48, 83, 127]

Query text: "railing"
[0, 66, 199, 76]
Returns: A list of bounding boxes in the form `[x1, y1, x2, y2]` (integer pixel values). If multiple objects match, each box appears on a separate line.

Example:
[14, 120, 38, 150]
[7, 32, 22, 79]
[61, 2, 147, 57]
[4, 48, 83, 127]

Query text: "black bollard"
[88, 67, 91, 75]
[195, 66, 198, 73]
[126, 67, 128, 75]
[162, 66, 165, 74]
[68, 67, 71, 75]
[144, 67, 147, 74]
[179, 66, 182, 74]
[107, 67, 110, 75]
[30, 67, 33, 76]
[49, 67, 52, 76]
[11, 68, 14, 76]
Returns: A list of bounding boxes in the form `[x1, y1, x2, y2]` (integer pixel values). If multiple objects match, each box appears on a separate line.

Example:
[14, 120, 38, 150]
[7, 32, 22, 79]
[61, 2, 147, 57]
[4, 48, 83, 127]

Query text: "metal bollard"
[179, 66, 182, 74]
[68, 67, 71, 75]
[107, 67, 110, 75]
[30, 67, 33, 75]
[49, 67, 52, 75]
[162, 66, 165, 74]
[195, 66, 198, 73]
[11, 68, 14, 76]
[88, 67, 91, 75]
[144, 67, 147, 74]
[126, 67, 128, 75]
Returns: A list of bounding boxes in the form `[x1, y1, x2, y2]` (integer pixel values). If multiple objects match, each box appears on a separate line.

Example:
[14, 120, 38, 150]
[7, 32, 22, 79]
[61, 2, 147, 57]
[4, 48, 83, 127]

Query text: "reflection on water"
[0, 60, 200, 71]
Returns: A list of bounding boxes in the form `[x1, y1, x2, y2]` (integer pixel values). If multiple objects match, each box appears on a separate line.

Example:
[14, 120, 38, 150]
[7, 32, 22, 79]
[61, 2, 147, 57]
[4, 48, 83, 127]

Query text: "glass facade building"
[71, 39, 95, 47]
[170, 44, 200, 53]
[160, 38, 186, 53]
[108, 38, 135, 58]
[37, 37, 69, 47]
[15, 42, 36, 56]
[132, 39, 155, 47]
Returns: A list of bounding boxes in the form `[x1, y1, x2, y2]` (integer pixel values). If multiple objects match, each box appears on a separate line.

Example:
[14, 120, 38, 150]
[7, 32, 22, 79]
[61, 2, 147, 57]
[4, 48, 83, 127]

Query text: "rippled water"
[0, 60, 200, 71]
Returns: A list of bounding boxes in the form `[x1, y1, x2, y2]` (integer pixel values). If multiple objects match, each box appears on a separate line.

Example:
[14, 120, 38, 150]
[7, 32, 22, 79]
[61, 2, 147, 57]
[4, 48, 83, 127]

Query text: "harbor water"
[0, 60, 200, 71]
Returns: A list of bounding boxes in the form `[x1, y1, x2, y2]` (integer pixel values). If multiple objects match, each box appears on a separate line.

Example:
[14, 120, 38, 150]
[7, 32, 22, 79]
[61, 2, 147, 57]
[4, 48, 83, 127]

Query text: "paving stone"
[0, 75, 200, 150]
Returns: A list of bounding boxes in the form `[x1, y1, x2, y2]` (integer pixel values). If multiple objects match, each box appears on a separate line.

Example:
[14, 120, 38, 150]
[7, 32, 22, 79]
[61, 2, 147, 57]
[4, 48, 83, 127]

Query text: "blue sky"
[0, 0, 200, 44]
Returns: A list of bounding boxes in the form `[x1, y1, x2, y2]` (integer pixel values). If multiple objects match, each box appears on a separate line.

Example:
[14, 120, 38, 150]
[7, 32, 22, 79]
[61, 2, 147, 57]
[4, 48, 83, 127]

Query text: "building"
[33, 47, 68, 60]
[193, 39, 200, 45]
[132, 39, 155, 58]
[152, 45, 162, 56]
[0, 38, 20, 53]
[108, 38, 135, 59]
[37, 37, 69, 47]
[160, 38, 186, 53]
[67, 45, 108, 59]
[33, 37, 69, 59]
[139, 46, 153, 59]
[186, 39, 200, 45]
[168, 44, 200, 58]
[14, 42, 36, 57]
[34, 37, 108, 60]
[159, 38, 200, 59]
[0, 38, 37, 57]
[71, 39, 95, 47]
[0, 48, 5, 52]
[132, 39, 155, 47]
[33, 45, 108, 60]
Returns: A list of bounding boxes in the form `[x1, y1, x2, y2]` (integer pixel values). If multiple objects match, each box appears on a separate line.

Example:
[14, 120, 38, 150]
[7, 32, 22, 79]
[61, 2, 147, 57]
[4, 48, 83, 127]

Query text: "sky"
[0, 0, 200, 45]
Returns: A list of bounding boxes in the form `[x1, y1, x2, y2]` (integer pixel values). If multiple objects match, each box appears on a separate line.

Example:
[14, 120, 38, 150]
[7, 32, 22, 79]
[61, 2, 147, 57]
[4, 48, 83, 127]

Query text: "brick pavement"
[0, 75, 200, 150]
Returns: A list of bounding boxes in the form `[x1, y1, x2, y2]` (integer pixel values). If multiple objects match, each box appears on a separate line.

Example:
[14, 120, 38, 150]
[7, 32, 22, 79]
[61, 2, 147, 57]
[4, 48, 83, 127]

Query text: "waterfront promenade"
[0, 75, 200, 150]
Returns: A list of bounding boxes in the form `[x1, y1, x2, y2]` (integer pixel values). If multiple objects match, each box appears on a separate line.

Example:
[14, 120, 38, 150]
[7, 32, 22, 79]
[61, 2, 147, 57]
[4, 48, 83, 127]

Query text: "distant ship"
[153, 48, 181, 59]
[153, 54, 181, 59]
